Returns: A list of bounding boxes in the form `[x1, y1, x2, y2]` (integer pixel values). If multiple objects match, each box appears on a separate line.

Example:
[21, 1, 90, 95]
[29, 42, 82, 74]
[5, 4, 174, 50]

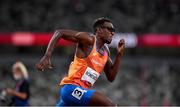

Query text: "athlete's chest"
[88, 51, 108, 67]
[77, 43, 107, 57]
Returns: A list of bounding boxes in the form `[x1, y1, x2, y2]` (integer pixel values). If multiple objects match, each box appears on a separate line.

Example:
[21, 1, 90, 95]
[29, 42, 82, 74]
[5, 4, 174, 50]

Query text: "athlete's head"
[93, 17, 115, 44]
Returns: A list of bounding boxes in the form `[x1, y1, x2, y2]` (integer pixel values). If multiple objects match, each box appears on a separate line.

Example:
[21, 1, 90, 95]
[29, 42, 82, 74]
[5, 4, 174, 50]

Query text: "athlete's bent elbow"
[52, 30, 62, 38]
[55, 30, 62, 35]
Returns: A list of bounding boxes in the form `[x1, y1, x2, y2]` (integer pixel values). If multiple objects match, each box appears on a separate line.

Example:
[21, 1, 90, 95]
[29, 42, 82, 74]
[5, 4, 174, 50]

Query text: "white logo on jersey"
[81, 67, 100, 86]
[91, 59, 104, 67]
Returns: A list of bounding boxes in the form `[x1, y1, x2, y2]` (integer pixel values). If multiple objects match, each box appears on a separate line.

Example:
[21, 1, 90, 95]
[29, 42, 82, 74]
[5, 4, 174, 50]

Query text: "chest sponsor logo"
[81, 67, 100, 86]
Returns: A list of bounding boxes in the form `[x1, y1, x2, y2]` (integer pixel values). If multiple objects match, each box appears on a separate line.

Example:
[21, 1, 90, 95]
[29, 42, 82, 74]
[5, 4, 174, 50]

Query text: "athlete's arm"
[104, 39, 125, 82]
[45, 30, 92, 57]
[36, 29, 93, 71]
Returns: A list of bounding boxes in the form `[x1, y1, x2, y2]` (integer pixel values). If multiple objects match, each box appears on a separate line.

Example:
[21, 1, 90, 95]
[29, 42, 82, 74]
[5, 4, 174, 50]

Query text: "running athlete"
[36, 17, 125, 106]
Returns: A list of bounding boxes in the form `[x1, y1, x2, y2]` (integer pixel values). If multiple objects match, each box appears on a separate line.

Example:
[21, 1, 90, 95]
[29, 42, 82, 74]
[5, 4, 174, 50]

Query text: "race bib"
[81, 67, 100, 86]
[71, 87, 87, 100]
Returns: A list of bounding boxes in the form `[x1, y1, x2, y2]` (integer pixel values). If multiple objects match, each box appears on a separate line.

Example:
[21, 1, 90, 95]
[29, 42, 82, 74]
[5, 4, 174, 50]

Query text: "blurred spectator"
[5, 61, 30, 106]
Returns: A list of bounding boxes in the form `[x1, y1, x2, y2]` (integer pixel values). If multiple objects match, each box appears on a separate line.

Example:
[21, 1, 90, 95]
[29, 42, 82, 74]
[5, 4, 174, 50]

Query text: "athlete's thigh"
[60, 84, 96, 106]
[88, 91, 115, 106]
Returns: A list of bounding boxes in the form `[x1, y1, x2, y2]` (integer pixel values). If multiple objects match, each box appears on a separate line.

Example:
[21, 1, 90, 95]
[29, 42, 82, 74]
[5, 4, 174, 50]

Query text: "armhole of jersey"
[92, 35, 96, 50]
[74, 43, 78, 59]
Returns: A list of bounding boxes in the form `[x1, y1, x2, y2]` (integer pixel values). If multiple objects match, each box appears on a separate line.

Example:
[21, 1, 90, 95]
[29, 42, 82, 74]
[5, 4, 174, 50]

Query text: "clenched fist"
[117, 39, 125, 56]
[36, 55, 53, 72]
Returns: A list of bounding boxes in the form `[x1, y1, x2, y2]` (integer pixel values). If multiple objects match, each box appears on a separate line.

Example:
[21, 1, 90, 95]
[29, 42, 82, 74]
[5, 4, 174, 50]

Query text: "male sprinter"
[36, 17, 125, 106]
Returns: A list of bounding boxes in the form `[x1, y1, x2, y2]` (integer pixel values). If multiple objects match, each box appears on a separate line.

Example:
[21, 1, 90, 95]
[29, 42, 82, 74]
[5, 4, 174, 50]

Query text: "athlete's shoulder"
[75, 32, 94, 45]
[75, 32, 88, 36]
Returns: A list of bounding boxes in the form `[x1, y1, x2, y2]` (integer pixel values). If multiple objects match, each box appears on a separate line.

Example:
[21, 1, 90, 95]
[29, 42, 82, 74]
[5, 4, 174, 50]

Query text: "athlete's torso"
[60, 35, 109, 89]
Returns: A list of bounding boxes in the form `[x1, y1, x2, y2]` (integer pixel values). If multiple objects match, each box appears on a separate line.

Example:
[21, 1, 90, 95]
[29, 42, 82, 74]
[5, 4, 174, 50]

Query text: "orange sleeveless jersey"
[60, 36, 109, 89]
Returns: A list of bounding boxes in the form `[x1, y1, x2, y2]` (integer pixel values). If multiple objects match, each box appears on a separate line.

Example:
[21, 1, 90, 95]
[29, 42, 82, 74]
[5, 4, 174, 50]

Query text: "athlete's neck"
[96, 36, 105, 49]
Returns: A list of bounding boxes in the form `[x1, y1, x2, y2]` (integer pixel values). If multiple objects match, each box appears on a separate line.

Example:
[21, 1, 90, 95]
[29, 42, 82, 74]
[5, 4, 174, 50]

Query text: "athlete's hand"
[36, 55, 53, 71]
[117, 39, 125, 56]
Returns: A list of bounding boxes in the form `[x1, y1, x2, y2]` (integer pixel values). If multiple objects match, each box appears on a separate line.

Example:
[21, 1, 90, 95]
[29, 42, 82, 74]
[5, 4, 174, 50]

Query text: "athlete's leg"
[88, 91, 116, 106]
[57, 84, 94, 106]
[56, 84, 115, 106]
[56, 86, 68, 107]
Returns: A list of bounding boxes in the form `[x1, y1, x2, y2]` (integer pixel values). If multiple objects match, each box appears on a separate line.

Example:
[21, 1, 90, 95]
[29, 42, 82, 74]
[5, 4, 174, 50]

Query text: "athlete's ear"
[96, 28, 100, 33]
[96, 27, 103, 34]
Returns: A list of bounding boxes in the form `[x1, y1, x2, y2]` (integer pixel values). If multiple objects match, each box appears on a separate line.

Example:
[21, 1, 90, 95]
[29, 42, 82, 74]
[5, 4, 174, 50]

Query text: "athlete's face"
[97, 22, 115, 44]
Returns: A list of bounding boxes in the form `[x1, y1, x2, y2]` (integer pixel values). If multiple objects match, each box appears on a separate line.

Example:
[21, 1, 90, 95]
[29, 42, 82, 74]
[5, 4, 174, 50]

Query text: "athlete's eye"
[101, 26, 115, 32]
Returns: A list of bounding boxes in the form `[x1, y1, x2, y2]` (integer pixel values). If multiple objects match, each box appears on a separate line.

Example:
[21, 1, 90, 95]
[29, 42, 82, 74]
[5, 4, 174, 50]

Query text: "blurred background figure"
[4, 61, 30, 106]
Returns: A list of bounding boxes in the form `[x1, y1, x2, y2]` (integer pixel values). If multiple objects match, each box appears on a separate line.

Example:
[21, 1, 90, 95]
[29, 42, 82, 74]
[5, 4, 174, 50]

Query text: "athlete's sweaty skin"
[36, 20, 125, 106]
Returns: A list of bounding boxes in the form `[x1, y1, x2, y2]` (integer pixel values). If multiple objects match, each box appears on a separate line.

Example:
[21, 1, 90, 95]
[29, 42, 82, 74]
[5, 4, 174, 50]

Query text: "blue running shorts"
[56, 84, 95, 106]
